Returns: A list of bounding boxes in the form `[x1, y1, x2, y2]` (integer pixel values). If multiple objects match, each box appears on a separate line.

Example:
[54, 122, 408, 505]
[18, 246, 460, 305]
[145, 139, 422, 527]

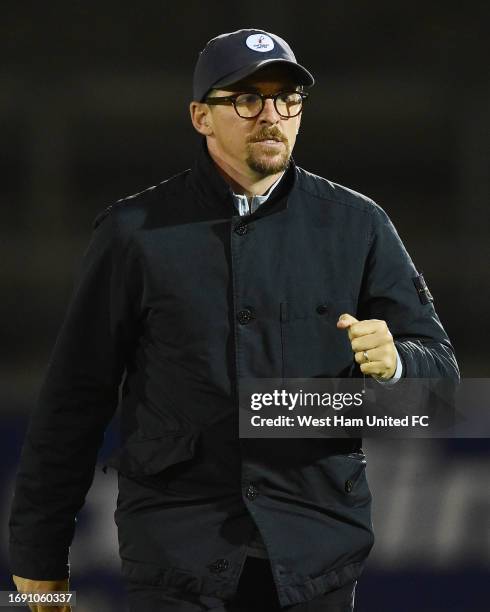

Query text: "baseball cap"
[193, 28, 315, 102]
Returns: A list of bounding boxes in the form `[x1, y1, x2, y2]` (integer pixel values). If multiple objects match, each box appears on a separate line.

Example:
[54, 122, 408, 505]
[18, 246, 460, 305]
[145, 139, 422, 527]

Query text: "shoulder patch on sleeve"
[412, 272, 434, 304]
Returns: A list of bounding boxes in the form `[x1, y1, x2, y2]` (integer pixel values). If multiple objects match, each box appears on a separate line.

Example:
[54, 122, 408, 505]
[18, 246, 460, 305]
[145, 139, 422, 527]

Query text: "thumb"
[336, 313, 359, 329]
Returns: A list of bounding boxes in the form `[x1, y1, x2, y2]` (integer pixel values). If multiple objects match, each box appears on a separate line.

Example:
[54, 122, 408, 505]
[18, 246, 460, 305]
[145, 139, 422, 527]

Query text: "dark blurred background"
[1, 2, 489, 611]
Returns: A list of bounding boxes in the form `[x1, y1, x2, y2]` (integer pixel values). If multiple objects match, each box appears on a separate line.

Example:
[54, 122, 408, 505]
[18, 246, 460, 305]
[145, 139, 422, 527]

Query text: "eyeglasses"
[204, 91, 308, 119]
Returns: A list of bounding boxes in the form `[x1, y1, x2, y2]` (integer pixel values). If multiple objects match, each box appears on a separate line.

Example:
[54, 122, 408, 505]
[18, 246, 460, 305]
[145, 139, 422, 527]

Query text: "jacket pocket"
[102, 429, 199, 478]
[279, 298, 357, 378]
[314, 451, 371, 506]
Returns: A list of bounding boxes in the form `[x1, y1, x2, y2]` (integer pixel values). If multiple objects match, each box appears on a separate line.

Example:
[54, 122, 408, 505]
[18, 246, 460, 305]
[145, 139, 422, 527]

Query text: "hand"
[12, 575, 71, 612]
[337, 313, 397, 380]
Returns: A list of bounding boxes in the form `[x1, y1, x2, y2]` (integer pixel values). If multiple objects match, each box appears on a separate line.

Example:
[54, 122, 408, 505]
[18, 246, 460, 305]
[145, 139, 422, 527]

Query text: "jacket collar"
[188, 137, 297, 220]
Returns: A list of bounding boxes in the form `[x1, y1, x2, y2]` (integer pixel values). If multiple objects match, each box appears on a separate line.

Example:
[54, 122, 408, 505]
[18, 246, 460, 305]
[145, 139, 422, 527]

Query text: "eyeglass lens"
[234, 92, 303, 118]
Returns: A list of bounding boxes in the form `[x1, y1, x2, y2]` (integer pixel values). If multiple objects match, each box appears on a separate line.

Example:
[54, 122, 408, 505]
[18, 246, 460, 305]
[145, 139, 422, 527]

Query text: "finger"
[354, 351, 366, 365]
[337, 313, 360, 342]
[351, 331, 387, 353]
[359, 361, 386, 376]
[347, 319, 384, 339]
[359, 357, 397, 378]
[354, 347, 386, 365]
[336, 313, 359, 329]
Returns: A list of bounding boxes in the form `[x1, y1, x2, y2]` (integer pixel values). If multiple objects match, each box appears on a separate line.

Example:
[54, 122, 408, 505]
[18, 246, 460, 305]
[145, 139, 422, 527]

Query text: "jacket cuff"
[393, 340, 416, 377]
[9, 540, 70, 580]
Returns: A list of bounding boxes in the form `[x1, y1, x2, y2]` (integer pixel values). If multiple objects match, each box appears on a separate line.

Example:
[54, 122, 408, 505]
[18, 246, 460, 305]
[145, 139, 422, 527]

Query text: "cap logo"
[246, 33, 275, 53]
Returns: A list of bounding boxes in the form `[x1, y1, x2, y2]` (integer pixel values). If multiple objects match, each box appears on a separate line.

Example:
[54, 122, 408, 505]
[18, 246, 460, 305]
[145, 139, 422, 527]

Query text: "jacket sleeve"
[9, 205, 138, 580]
[357, 202, 460, 381]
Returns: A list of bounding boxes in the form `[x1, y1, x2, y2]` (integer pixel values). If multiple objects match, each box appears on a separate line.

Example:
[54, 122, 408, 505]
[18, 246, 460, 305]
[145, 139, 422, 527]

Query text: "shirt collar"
[232, 172, 285, 216]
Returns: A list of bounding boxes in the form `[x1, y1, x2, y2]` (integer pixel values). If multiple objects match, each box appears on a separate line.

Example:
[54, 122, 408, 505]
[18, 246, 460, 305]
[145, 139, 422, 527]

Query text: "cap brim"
[211, 59, 315, 93]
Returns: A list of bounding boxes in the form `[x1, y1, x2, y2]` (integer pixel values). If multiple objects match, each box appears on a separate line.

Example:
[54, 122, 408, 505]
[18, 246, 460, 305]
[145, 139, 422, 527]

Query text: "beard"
[245, 126, 291, 176]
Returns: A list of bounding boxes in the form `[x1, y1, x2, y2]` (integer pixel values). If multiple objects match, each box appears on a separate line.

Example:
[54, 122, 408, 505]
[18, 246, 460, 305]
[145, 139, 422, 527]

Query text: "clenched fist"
[337, 313, 397, 380]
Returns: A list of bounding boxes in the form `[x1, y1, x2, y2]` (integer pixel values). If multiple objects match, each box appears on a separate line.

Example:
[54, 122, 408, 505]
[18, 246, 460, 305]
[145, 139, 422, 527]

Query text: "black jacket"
[9, 141, 459, 607]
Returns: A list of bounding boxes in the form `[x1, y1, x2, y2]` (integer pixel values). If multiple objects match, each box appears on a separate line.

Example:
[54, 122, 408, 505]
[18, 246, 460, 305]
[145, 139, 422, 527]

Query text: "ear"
[189, 101, 213, 136]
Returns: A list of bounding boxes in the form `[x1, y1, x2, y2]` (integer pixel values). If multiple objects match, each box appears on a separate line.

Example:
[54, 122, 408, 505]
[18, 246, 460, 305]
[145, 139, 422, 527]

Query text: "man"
[10, 28, 459, 612]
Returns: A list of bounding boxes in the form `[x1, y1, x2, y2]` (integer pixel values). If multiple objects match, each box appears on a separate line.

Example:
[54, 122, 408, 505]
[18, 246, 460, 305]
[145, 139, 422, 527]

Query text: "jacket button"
[237, 308, 254, 325]
[345, 480, 354, 493]
[209, 558, 229, 573]
[246, 483, 259, 500]
[234, 223, 248, 235]
[316, 304, 328, 315]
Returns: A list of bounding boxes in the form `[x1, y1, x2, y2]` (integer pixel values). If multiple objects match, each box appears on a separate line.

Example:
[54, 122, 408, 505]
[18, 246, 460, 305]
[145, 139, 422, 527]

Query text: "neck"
[207, 142, 283, 197]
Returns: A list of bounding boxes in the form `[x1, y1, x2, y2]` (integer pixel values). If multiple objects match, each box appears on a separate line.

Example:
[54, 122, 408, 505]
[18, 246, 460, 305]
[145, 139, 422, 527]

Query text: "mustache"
[248, 127, 288, 144]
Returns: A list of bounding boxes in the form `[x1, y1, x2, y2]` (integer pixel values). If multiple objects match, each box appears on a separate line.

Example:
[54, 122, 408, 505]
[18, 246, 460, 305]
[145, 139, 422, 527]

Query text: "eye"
[235, 93, 261, 106]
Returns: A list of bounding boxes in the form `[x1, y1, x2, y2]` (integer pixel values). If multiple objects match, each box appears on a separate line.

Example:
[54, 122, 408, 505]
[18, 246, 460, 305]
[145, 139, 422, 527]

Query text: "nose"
[258, 97, 281, 124]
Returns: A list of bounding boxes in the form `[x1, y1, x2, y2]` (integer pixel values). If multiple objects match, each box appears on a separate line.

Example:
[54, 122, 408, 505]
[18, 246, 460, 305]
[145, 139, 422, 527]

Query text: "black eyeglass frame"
[204, 91, 309, 119]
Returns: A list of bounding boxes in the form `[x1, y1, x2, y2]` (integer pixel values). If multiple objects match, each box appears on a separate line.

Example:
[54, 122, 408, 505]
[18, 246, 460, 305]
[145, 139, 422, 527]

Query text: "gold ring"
[363, 351, 370, 362]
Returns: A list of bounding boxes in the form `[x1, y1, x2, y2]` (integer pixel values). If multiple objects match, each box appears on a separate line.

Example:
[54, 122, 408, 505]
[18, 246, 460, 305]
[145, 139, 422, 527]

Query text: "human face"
[199, 72, 303, 179]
